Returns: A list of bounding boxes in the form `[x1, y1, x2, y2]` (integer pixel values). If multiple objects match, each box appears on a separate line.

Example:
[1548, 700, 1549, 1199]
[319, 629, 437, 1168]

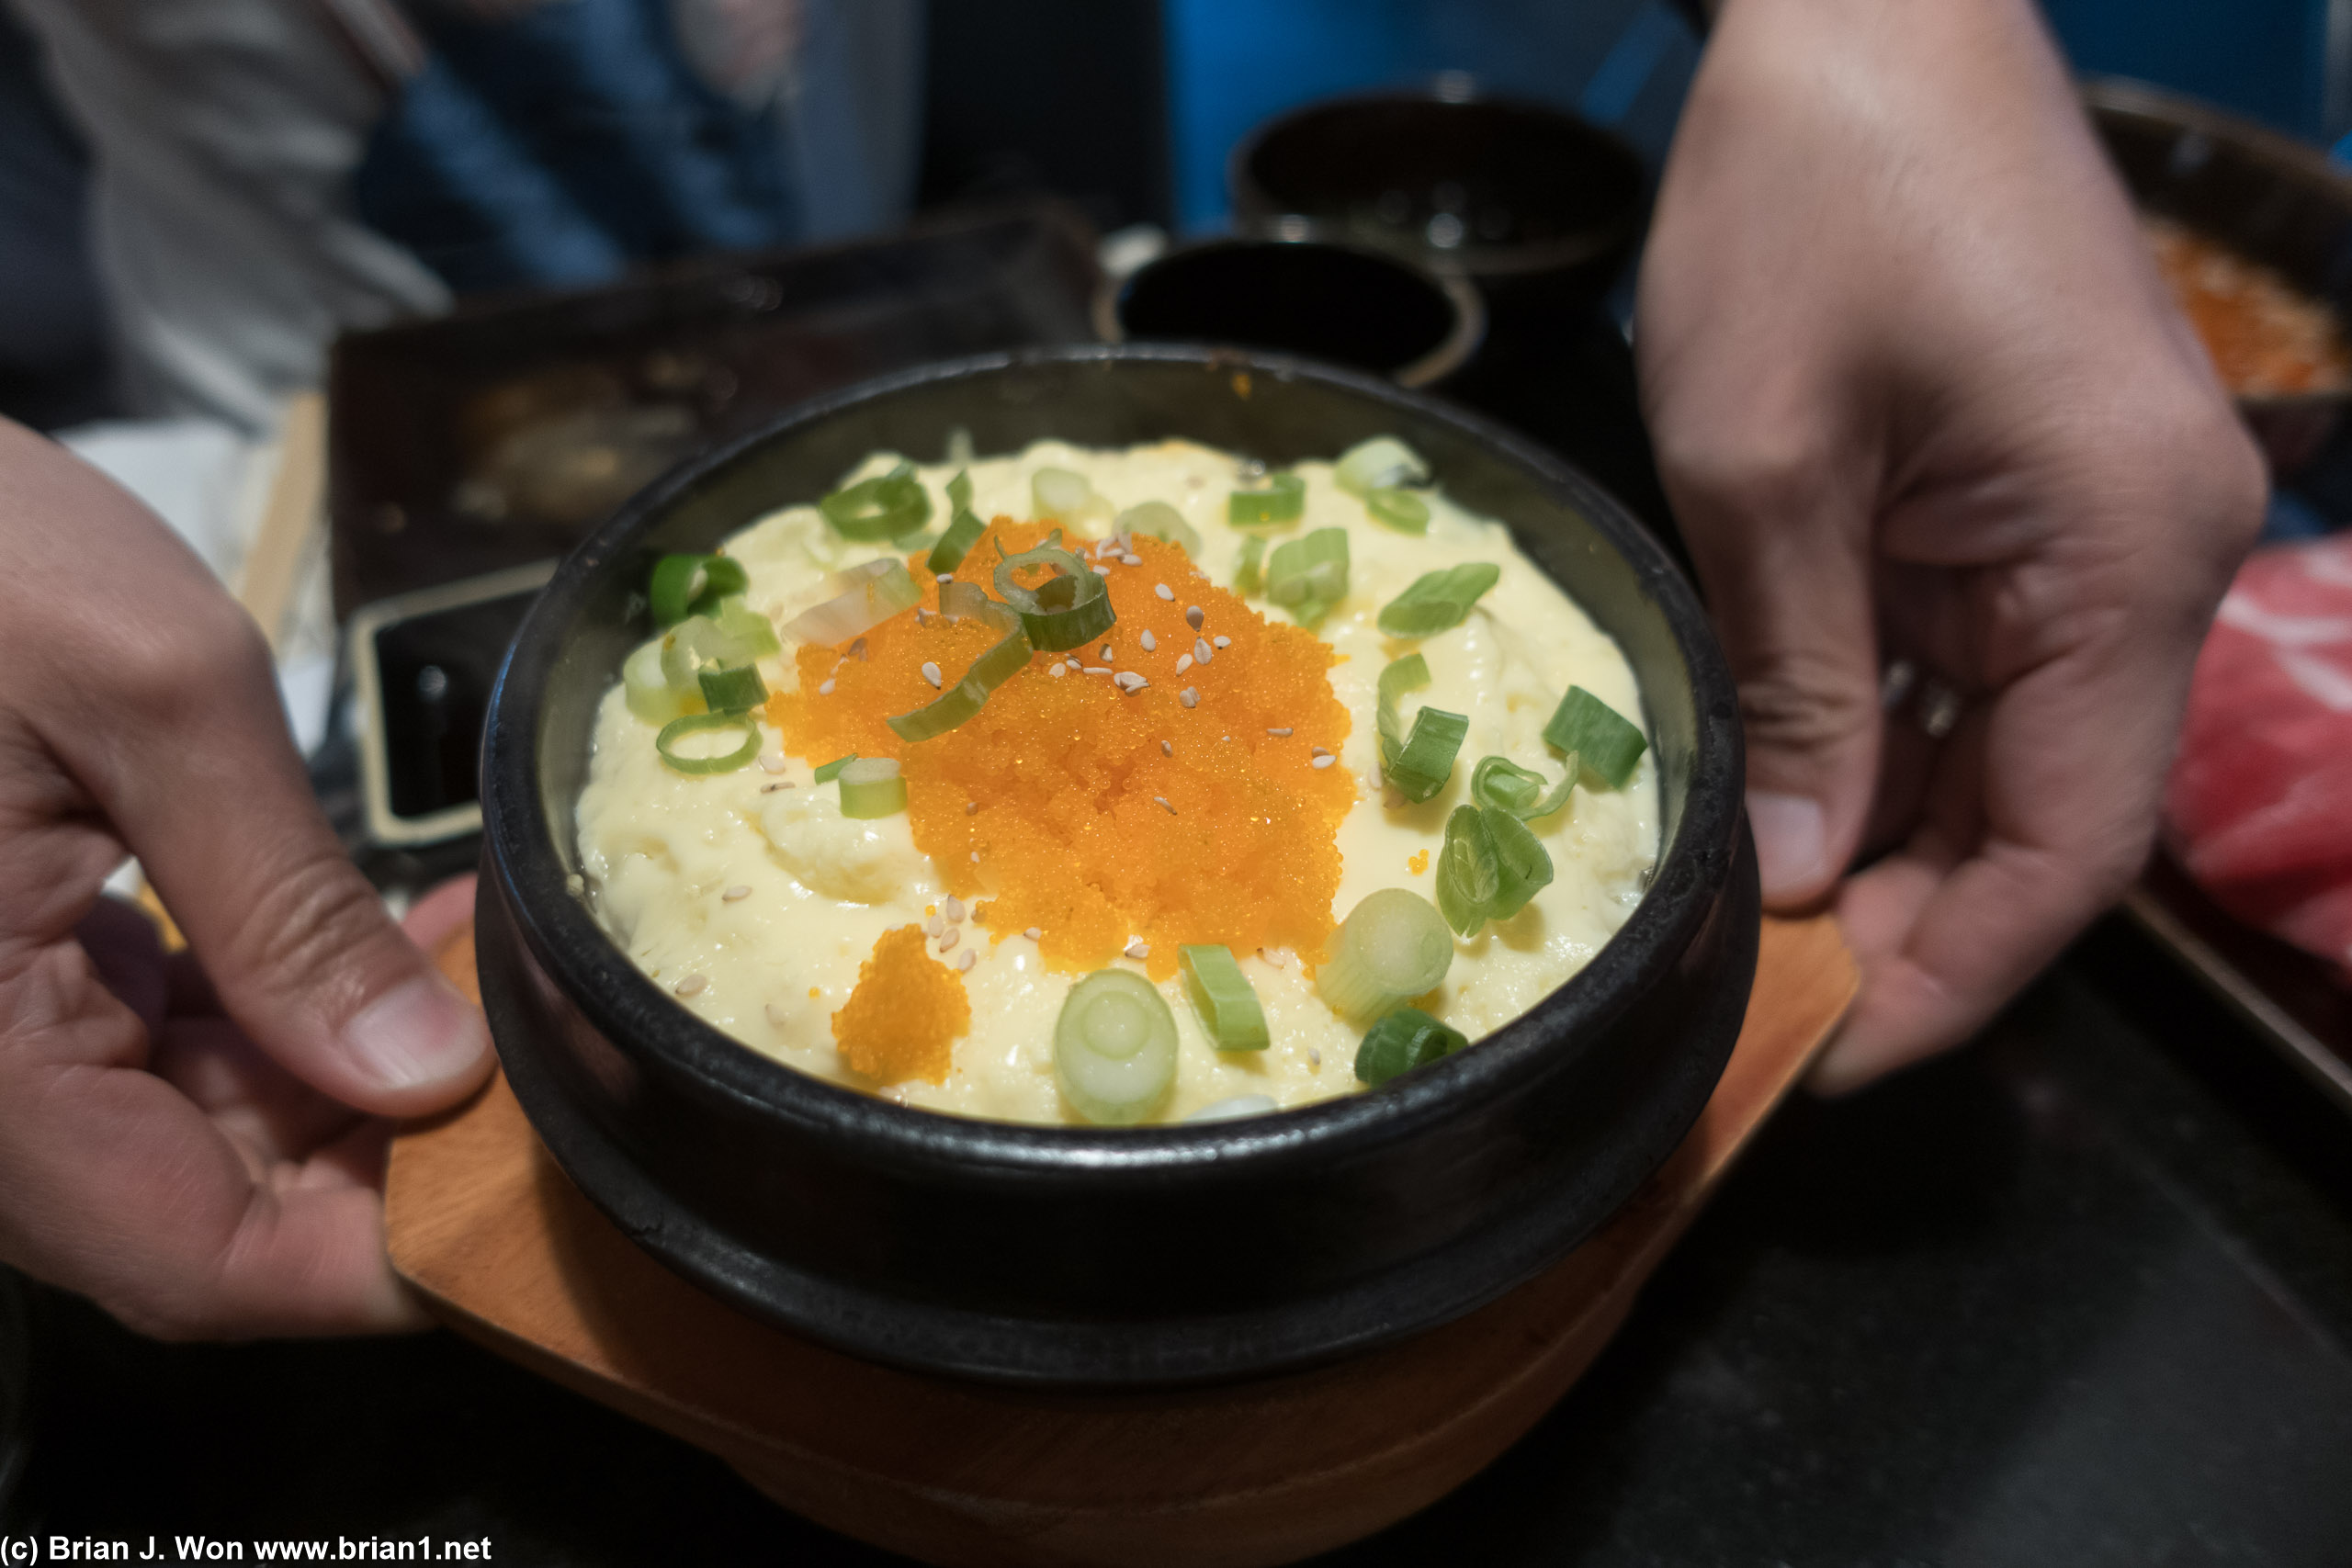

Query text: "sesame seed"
[921, 660, 943, 689]
[1155, 583, 1174, 601]
[1048, 663, 1068, 677]
[1083, 665, 1114, 676]
[818, 679, 836, 694]
[1025, 927, 1043, 941]
[1311, 755, 1337, 769]
[971, 851, 979, 863]
[1100, 644, 1114, 661]
[761, 781, 794, 793]
[1180, 687, 1199, 708]
[915, 608, 933, 627]
[722, 885, 752, 901]
[1185, 605, 1204, 629]
[1195, 637, 1214, 663]
[848, 637, 866, 660]
[674, 974, 707, 998]
[765, 1001, 789, 1026]
[925, 915, 945, 938]
[1092, 565, 1111, 576]
[1175, 654, 1193, 674]
[1122, 554, 1144, 567]
[1140, 629, 1156, 651]
[1213, 636, 1231, 649]
[1125, 938, 1150, 959]
[1155, 795, 1176, 814]
[967, 800, 980, 815]
[1309, 1047, 1322, 1069]
[1261, 948, 1286, 967]
[759, 751, 786, 774]
[1268, 727, 1293, 737]
[937, 572, 956, 583]
[1312, 745, 1330, 757]
[1067, 656, 1082, 668]
[1160, 740, 1172, 757]
[944, 896, 966, 921]
[939, 927, 960, 952]
[957, 948, 977, 972]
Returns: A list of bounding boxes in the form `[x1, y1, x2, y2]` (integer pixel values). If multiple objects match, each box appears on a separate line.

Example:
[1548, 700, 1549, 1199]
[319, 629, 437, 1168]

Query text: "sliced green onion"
[1235, 535, 1268, 595]
[993, 532, 1116, 652]
[711, 596, 781, 659]
[1543, 687, 1648, 789]
[781, 558, 922, 646]
[1179, 945, 1270, 1051]
[650, 553, 749, 627]
[1469, 755, 1576, 821]
[624, 639, 695, 724]
[1033, 466, 1110, 524]
[660, 615, 745, 692]
[696, 663, 767, 714]
[656, 711, 761, 775]
[1334, 436, 1430, 498]
[1266, 526, 1350, 629]
[1435, 805, 1554, 936]
[888, 590, 1032, 741]
[837, 756, 908, 818]
[1228, 472, 1306, 528]
[1316, 887, 1453, 1021]
[1054, 968, 1179, 1125]
[820, 460, 932, 542]
[1375, 654, 1467, 803]
[813, 754, 856, 784]
[927, 469, 987, 574]
[1187, 1094, 1279, 1122]
[1117, 501, 1201, 558]
[1354, 1007, 1470, 1087]
[1364, 486, 1430, 534]
[1377, 563, 1502, 639]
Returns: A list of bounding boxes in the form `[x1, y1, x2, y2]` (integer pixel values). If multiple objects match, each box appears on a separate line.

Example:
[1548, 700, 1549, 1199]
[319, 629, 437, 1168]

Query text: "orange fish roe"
[1408, 850, 1430, 875]
[770, 522, 1353, 977]
[830, 924, 969, 1084]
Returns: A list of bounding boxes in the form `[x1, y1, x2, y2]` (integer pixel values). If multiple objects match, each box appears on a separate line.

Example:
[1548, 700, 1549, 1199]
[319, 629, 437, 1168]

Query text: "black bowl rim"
[1227, 84, 1651, 278]
[1091, 232, 1488, 389]
[482, 343, 1741, 1182]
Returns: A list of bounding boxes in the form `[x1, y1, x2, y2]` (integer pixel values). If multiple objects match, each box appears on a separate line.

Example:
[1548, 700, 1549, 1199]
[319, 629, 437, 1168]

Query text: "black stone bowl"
[477, 344, 1757, 1389]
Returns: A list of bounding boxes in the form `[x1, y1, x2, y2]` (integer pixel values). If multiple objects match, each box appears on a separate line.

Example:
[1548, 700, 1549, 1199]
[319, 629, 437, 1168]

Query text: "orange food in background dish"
[771, 522, 1354, 979]
[2144, 215, 2352, 398]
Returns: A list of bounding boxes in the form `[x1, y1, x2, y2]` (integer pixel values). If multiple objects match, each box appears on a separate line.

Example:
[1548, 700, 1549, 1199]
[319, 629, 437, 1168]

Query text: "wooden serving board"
[389, 913, 1855, 1568]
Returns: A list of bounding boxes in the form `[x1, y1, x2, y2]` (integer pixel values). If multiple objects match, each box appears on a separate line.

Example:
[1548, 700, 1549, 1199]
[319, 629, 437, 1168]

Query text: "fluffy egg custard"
[574, 438, 1658, 1124]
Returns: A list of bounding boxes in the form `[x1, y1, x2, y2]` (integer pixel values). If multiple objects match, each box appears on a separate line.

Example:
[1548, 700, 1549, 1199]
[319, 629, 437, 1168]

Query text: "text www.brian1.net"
[0, 1538, 493, 1563]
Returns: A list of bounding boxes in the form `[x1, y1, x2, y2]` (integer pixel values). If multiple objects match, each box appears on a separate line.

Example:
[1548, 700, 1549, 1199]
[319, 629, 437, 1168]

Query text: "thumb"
[1666, 464, 1883, 908]
[66, 612, 494, 1118]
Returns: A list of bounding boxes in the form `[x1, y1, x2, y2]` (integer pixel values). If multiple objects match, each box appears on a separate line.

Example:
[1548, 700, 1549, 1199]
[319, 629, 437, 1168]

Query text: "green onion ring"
[1542, 686, 1648, 789]
[927, 469, 987, 574]
[1179, 944, 1270, 1051]
[1354, 1007, 1469, 1087]
[1316, 888, 1453, 1021]
[1228, 472, 1306, 528]
[1468, 754, 1576, 821]
[1375, 654, 1467, 803]
[695, 663, 768, 714]
[650, 553, 748, 627]
[837, 757, 909, 818]
[656, 712, 761, 775]
[1364, 486, 1430, 534]
[1266, 526, 1351, 630]
[887, 589, 1034, 742]
[992, 532, 1116, 652]
[1377, 562, 1502, 639]
[813, 754, 856, 783]
[820, 461, 933, 543]
[1054, 968, 1179, 1124]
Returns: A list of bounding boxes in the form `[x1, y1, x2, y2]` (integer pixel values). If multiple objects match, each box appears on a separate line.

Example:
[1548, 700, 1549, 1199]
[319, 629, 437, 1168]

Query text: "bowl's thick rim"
[482, 343, 1742, 1177]
[1226, 85, 1651, 278]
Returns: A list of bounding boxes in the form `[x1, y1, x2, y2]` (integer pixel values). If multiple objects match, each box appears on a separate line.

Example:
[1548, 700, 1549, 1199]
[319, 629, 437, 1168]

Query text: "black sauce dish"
[477, 345, 1757, 1389]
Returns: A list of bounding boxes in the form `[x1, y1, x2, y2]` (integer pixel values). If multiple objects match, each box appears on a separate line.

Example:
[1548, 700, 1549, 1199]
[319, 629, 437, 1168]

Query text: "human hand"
[1635, 0, 2265, 1090]
[0, 419, 493, 1337]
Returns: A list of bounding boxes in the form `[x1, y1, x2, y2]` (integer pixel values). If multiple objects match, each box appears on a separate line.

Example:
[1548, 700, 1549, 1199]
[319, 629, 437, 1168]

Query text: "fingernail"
[1747, 790, 1827, 900]
[343, 974, 491, 1090]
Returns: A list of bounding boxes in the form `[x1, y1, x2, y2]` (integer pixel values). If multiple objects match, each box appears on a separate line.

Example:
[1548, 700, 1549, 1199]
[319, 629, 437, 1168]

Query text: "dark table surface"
[6, 911, 2350, 1567]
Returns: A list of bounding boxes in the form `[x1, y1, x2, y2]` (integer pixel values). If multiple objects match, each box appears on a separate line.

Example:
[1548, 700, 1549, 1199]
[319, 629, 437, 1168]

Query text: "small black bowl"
[2087, 77, 2352, 474]
[478, 345, 1755, 1388]
[1096, 235, 1486, 389]
[1229, 85, 1649, 317]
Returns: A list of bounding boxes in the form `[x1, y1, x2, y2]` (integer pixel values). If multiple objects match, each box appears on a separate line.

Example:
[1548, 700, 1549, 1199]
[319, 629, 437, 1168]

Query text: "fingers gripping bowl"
[479, 347, 1757, 1386]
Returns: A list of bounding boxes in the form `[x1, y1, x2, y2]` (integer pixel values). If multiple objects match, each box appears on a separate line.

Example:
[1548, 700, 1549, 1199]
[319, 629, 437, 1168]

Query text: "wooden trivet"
[389, 914, 1855, 1568]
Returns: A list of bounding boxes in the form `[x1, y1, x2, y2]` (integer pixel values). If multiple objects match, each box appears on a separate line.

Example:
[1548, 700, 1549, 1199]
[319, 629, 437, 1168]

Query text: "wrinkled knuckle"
[223, 852, 389, 1008]
[101, 1282, 222, 1343]
[1735, 661, 1876, 755]
[107, 601, 271, 724]
[1656, 426, 1831, 534]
